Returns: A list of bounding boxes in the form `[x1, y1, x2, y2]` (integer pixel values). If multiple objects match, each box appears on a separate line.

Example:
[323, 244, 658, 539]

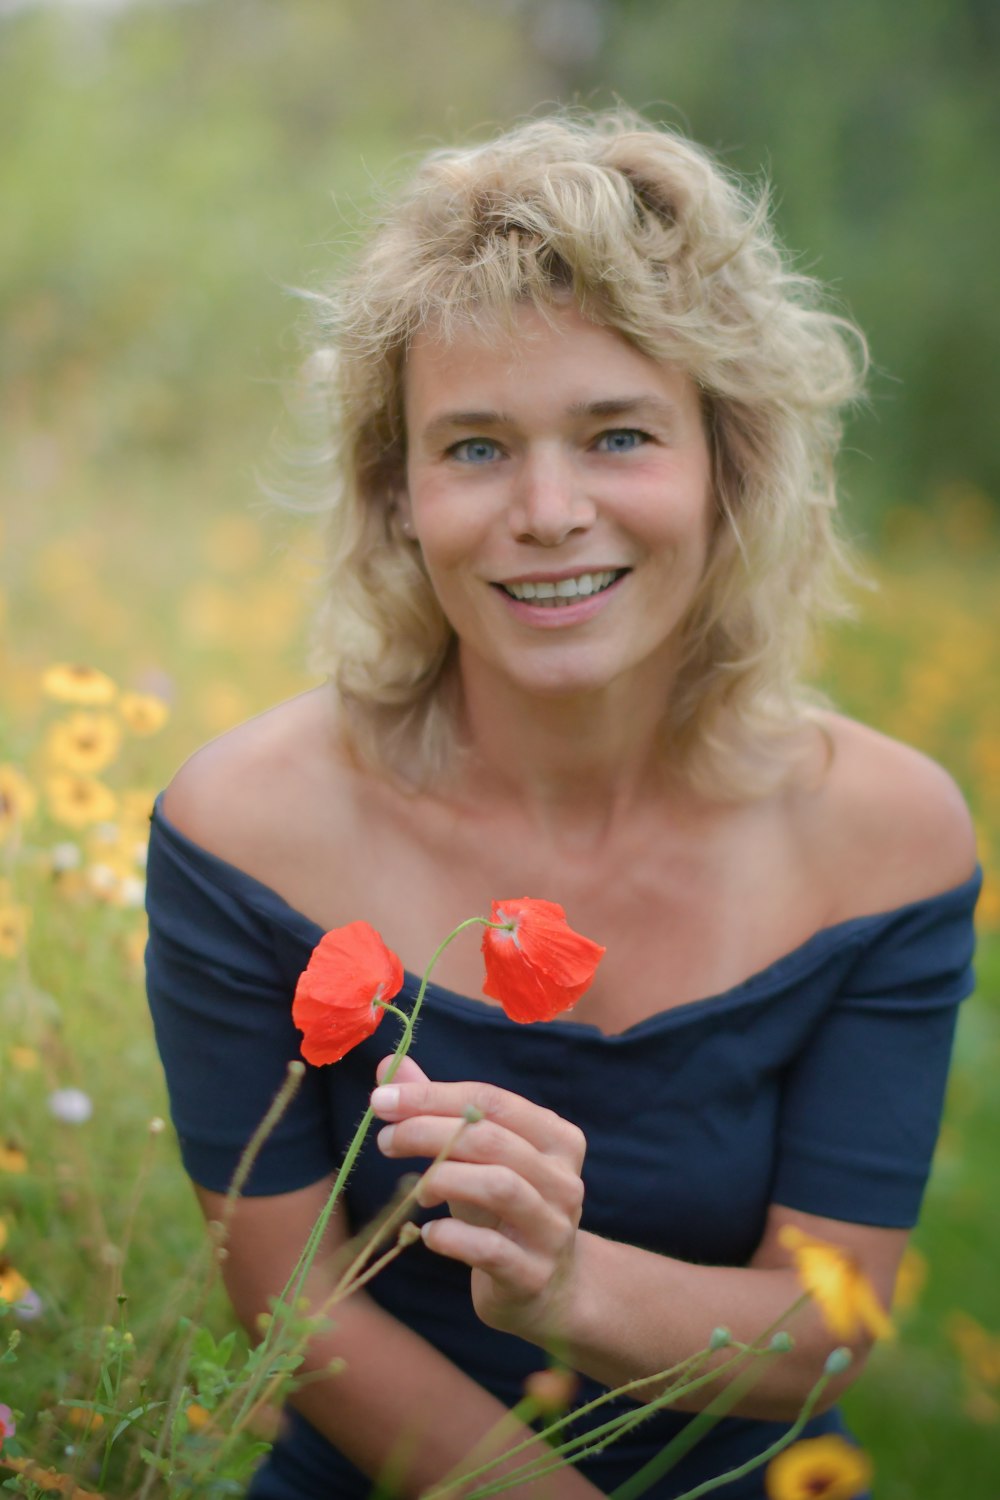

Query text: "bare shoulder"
[801, 712, 978, 918]
[161, 688, 355, 879]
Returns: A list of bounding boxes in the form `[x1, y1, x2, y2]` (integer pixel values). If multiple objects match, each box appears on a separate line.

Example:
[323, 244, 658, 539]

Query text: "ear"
[393, 490, 416, 540]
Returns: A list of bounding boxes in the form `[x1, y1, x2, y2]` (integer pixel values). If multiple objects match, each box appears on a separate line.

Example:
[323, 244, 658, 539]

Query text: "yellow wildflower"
[46, 712, 122, 774]
[0, 904, 30, 960]
[119, 787, 156, 826]
[765, 1435, 872, 1500]
[0, 765, 37, 842]
[41, 663, 117, 705]
[0, 1141, 28, 1173]
[119, 692, 169, 736]
[9, 1045, 39, 1071]
[964, 1387, 1000, 1424]
[947, 1311, 1000, 1387]
[122, 922, 148, 973]
[778, 1225, 893, 1343]
[0, 1261, 30, 1305]
[46, 773, 118, 830]
[892, 1245, 927, 1314]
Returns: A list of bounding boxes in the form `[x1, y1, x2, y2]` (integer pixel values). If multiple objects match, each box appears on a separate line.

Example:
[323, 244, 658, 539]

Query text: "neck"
[453, 653, 692, 850]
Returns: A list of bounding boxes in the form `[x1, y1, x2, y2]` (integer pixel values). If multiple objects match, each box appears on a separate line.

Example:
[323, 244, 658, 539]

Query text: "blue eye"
[450, 438, 500, 464]
[596, 429, 646, 454]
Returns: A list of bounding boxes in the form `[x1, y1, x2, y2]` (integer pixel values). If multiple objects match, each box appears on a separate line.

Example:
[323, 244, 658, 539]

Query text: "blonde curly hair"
[297, 108, 866, 796]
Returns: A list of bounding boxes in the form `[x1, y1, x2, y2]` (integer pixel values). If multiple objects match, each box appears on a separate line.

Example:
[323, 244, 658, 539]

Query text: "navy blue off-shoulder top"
[145, 800, 980, 1499]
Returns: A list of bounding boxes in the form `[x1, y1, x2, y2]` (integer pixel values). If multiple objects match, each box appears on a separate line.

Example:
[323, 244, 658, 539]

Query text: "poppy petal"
[482, 898, 605, 1023]
[293, 921, 404, 1065]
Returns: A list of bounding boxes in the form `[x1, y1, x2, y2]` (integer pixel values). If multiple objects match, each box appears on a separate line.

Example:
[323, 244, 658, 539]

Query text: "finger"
[378, 1114, 583, 1215]
[416, 1161, 570, 1249]
[376, 1054, 429, 1085]
[421, 1218, 555, 1303]
[370, 1078, 586, 1165]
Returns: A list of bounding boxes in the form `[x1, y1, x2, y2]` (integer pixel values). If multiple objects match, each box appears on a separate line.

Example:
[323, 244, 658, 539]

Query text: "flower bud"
[769, 1331, 794, 1353]
[708, 1327, 732, 1351]
[523, 1367, 580, 1415]
[825, 1346, 853, 1375]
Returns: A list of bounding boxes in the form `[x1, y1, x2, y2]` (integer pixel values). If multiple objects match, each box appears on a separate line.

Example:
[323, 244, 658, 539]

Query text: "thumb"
[376, 1054, 429, 1085]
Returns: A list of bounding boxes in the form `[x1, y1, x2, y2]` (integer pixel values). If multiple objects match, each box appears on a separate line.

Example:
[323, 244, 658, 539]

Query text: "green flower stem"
[426, 1340, 762, 1500]
[430, 1294, 811, 1500]
[607, 1294, 812, 1500]
[465, 1352, 785, 1500]
[428, 1354, 714, 1500]
[327, 1116, 470, 1303]
[231, 916, 499, 1432]
[617, 1373, 832, 1500]
[221, 1060, 306, 1228]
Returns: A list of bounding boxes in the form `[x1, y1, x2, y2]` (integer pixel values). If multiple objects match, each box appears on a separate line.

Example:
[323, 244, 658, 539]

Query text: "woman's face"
[401, 300, 716, 705]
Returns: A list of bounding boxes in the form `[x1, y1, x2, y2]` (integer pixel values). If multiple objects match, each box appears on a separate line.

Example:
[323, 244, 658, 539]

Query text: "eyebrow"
[419, 396, 680, 444]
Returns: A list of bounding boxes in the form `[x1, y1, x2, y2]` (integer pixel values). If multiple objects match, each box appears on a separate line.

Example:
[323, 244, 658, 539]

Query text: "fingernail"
[377, 1125, 396, 1152]
[371, 1085, 399, 1114]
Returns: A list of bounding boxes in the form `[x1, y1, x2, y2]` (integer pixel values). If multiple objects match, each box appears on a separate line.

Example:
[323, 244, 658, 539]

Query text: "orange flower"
[523, 1366, 580, 1415]
[184, 1401, 212, 1431]
[779, 1226, 893, 1343]
[481, 898, 605, 1022]
[293, 922, 404, 1065]
[0, 1260, 30, 1305]
[65, 1406, 104, 1434]
[765, 1434, 872, 1499]
[0, 1141, 28, 1174]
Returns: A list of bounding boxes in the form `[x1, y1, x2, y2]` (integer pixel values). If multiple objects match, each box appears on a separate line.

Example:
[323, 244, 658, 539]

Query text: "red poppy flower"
[481, 898, 605, 1023]
[293, 922, 404, 1065]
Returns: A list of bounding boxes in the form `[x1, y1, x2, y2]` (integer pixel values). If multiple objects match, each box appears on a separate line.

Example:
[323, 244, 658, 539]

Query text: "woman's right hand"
[373, 1055, 588, 1351]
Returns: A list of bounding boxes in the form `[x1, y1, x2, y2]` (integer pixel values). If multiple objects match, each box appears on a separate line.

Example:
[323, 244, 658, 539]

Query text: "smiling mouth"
[496, 569, 628, 607]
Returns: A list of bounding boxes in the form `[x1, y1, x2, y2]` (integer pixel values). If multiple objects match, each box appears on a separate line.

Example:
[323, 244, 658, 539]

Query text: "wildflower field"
[1, 473, 998, 1497]
[3, 6, 1000, 1493]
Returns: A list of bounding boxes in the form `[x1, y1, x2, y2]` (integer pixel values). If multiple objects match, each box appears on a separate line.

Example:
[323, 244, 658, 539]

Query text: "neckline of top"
[148, 797, 981, 1039]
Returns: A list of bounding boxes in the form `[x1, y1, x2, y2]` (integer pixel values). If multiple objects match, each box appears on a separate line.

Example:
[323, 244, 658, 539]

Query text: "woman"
[146, 112, 980, 1498]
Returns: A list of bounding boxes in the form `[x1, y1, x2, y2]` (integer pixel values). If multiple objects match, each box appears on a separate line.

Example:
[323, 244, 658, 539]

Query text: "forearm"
[287, 1289, 604, 1498]
[558, 1232, 856, 1422]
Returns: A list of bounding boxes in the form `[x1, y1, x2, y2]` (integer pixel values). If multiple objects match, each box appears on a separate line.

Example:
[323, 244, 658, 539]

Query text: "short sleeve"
[772, 870, 981, 1227]
[145, 808, 336, 1195]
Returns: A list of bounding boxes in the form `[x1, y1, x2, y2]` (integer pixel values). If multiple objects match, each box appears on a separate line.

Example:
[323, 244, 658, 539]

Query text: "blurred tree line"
[2, 0, 997, 536]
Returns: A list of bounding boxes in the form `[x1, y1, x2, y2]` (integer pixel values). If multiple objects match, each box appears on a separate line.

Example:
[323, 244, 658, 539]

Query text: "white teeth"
[502, 570, 621, 604]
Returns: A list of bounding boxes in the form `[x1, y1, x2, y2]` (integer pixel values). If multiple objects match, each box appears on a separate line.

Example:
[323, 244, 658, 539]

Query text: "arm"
[373, 733, 979, 1424]
[372, 1073, 902, 1423]
[195, 1174, 606, 1498]
[146, 774, 604, 1497]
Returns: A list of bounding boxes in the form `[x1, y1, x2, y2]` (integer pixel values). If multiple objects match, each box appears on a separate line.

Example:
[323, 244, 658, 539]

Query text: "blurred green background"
[3, 0, 999, 540]
[2, 2, 999, 1497]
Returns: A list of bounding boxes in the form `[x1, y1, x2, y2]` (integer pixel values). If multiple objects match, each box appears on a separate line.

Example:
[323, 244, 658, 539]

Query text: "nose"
[508, 448, 595, 546]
